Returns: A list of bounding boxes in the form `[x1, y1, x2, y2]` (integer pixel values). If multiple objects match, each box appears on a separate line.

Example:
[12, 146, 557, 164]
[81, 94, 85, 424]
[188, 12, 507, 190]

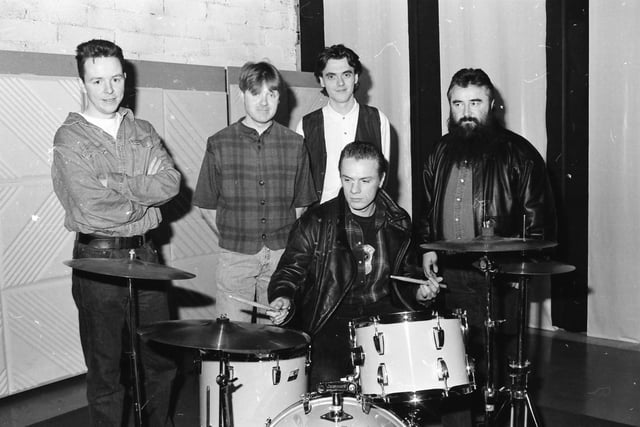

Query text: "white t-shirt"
[81, 112, 122, 139]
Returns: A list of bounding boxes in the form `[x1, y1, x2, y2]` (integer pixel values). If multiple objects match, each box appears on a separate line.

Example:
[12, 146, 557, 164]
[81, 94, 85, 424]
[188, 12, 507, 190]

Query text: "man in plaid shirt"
[193, 61, 316, 323]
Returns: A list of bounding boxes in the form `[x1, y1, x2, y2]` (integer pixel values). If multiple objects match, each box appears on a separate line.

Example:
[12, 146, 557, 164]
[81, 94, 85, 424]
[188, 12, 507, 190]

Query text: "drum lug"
[433, 324, 445, 350]
[272, 365, 281, 385]
[436, 357, 450, 396]
[303, 393, 312, 414]
[377, 362, 389, 397]
[466, 355, 477, 391]
[360, 396, 372, 415]
[373, 331, 385, 355]
[455, 308, 469, 343]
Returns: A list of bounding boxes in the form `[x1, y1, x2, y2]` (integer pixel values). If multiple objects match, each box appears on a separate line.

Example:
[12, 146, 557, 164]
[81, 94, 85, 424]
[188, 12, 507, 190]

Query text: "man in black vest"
[296, 44, 391, 204]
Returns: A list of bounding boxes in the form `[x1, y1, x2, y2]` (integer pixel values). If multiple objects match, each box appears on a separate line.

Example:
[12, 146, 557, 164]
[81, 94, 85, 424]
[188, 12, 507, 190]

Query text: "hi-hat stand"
[475, 255, 501, 426]
[493, 260, 575, 427]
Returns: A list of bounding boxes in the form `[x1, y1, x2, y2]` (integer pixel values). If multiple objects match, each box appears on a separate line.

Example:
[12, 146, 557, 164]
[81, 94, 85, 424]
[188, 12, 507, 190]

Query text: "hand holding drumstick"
[390, 273, 445, 302]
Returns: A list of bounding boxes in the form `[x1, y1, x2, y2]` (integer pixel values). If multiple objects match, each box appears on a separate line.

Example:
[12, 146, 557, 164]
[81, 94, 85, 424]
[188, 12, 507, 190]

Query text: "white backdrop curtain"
[324, 0, 553, 329]
[588, 0, 640, 342]
[438, 0, 552, 329]
[323, 0, 413, 212]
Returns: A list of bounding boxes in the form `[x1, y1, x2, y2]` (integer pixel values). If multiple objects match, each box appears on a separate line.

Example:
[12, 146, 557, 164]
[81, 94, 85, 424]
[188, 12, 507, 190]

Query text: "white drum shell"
[268, 395, 405, 426]
[355, 314, 469, 398]
[199, 353, 307, 427]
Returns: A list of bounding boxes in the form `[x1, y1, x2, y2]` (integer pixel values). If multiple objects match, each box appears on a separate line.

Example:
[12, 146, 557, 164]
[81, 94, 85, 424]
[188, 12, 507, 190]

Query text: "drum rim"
[363, 383, 475, 403]
[200, 343, 309, 361]
[352, 309, 460, 326]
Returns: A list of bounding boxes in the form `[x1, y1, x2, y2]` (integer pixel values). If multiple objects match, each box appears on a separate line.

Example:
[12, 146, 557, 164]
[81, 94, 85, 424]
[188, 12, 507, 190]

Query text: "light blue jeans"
[215, 246, 284, 323]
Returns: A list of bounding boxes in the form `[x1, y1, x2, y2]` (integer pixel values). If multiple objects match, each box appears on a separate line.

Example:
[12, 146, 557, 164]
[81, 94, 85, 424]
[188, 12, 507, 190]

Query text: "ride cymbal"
[498, 260, 576, 276]
[64, 258, 195, 280]
[138, 317, 310, 353]
[420, 236, 557, 253]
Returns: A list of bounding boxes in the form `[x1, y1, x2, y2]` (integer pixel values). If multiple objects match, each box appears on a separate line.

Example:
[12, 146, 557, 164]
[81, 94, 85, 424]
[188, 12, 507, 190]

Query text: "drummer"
[51, 39, 180, 426]
[267, 141, 441, 390]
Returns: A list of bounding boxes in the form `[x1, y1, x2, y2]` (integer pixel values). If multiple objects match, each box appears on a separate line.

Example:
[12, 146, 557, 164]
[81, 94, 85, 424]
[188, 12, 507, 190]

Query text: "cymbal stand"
[216, 352, 235, 427]
[126, 250, 143, 427]
[476, 255, 500, 426]
[496, 275, 541, 427]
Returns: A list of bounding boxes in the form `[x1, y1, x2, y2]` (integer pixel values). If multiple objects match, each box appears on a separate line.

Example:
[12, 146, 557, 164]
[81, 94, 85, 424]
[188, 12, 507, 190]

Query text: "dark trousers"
[72, 241, 176, 426]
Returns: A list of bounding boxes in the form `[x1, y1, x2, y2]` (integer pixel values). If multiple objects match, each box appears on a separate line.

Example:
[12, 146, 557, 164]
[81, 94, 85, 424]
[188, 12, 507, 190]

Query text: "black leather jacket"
[416, 127, 557, 246]
[268, 189, 422, 337]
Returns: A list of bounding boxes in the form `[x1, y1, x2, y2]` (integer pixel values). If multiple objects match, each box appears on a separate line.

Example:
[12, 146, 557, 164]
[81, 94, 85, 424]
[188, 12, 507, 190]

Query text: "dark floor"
[1, 328, 639, 427]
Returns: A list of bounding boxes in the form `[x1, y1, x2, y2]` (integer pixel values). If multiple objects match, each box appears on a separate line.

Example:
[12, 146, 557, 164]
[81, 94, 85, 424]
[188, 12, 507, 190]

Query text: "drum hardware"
[140, 316, 310, 427]
[215, 351, 235, 427]
[320, 392, 354, 422]
[492, 260, 575, 427]
[64, 252, 195, 427]
[433, 318, 445, 349]
[454, 308, 470, 343]
[422, 235, 560, 426]
[376, 363, 389, 396]
[436, 358, 450, 395]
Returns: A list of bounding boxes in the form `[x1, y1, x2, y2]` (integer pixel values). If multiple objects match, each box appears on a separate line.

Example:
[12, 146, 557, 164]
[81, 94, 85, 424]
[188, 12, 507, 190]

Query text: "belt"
[77, 233, 146, 250]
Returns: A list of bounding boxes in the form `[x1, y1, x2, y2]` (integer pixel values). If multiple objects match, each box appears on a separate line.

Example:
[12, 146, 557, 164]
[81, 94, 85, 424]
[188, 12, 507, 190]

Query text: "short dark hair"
[339, 141, 387, 179]
[238, 61, 282, 95]
[75, 39, 125, 82]
[447, 68, 495, 101]
[314, 44, 362, 95]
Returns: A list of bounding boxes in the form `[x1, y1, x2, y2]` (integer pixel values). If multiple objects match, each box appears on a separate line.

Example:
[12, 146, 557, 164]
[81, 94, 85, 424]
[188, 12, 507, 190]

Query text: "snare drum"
[266, 393, 405, 426]
[199, 346, 309, 427]
[351, 310, 475, 402]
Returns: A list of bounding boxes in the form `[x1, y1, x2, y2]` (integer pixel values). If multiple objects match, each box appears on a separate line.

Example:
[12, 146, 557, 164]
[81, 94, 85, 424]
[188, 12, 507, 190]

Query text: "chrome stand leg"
[127, 275, 143, 427]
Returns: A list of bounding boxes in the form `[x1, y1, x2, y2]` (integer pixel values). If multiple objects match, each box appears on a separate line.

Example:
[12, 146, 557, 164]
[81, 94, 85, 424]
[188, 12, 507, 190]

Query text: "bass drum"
[267, 394, 406, 426]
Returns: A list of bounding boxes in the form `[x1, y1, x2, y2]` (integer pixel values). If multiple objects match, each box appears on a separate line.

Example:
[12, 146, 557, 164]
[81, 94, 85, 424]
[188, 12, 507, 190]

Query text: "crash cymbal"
[64, 258, 195, 280]
[498, 260, 576, 276]
[138, 317, 310, 353]
[420, 236, 557, 253]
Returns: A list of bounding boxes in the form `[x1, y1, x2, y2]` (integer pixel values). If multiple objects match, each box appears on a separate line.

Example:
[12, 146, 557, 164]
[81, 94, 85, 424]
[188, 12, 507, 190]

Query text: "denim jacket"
[51, 108, 180, 236]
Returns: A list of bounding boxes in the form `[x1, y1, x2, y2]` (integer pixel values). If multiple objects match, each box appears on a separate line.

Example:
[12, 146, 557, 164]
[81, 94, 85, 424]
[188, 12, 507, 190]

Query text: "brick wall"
[0, 0, 300, 70]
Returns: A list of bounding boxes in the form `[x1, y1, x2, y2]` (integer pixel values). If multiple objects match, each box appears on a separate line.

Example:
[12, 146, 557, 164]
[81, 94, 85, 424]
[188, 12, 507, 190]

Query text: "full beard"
[446, 115, 500, 166]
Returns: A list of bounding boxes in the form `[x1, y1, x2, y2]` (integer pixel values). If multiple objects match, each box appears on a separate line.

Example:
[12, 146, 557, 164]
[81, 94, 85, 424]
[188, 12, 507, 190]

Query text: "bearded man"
[415, 68, 556, 425]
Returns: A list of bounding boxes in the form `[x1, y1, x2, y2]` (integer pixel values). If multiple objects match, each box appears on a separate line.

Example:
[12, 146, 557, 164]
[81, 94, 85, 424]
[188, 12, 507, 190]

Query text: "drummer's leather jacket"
[415, 126, 557, 246]
[268, 189, 423, 337]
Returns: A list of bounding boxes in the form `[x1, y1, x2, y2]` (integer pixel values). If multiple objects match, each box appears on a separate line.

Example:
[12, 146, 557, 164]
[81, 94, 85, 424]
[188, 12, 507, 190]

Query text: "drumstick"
[390, 275, 448, 288]
[228, 294, 277, 311]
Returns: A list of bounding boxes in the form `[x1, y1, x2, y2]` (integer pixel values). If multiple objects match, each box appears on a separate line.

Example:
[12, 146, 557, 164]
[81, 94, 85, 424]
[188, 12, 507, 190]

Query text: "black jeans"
[72, 241, 176, 426]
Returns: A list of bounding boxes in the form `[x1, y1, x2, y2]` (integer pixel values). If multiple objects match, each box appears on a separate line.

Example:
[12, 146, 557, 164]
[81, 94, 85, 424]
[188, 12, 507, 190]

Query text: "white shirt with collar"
[296, 101, 390, 204]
